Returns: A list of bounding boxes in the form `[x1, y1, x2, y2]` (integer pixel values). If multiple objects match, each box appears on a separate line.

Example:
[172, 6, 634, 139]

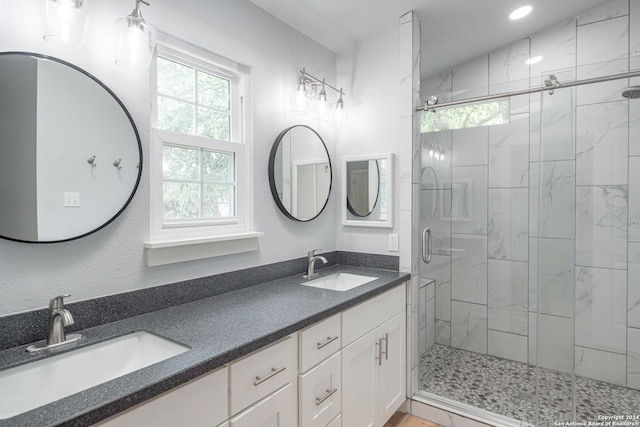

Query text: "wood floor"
[383, 412, 442, 427]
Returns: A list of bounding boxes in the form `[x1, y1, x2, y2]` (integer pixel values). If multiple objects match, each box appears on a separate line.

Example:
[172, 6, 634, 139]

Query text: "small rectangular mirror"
[341, 153, 393, 228]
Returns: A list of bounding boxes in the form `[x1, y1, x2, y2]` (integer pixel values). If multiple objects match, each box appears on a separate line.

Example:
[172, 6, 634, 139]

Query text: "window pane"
[202, 150, 234, 182]
[157, 57, 195, 101]
[158, 97, 195, 135]
[163, 144, 200, 181]
[203, 184, 234, 218]
[163, 182, 200, 219]
[421, 99, 510, 133]
[198, 71, 230, 110]
[197, 107, 230, 141]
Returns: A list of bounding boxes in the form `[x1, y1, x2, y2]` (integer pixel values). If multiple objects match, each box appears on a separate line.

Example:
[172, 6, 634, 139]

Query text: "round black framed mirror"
[346, 159, 380, 217]
[0, 52, 142, 243]
[268, 125, 332, 222]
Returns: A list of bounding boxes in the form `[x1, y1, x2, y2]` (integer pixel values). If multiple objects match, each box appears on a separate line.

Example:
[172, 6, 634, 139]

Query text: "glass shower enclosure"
[416, 62, 640, 426]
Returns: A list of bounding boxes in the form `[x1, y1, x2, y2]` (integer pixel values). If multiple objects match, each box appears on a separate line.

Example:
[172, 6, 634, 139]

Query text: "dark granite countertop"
[0, 264, 409, 427]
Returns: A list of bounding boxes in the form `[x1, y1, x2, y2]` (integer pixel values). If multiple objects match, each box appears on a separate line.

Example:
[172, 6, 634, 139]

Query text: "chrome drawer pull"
[253, 366, 287, 386]
[375, 339, 382, 366]
[316, 335, 338, 349]
[315, 387, 338, 406]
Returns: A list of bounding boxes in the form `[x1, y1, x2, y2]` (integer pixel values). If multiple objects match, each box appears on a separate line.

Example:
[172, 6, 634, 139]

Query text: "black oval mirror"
[268, 125, 331, 221]
[0, 52, 142, 243]
[346, 160, 380, 217]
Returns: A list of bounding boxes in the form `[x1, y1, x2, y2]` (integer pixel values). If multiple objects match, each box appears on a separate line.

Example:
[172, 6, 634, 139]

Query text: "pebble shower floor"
[419, 344, 640, 426]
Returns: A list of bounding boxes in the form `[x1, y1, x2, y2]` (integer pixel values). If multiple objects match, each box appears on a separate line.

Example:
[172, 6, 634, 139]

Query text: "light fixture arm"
[127, 0, 150, 22]
[298, 68, 344, 97]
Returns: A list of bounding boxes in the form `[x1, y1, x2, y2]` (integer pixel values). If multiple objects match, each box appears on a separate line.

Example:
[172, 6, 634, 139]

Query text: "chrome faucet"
[46, 295, 75, 345]
[27, 295, 82, 353]
[303, 249, 328, 279]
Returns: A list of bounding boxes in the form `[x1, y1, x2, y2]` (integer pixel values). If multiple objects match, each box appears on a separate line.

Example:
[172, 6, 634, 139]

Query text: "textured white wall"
[0, 0, 340, 315]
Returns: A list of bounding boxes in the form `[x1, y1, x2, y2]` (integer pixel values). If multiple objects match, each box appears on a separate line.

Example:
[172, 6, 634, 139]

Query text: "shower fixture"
[622, 86, 640, 99]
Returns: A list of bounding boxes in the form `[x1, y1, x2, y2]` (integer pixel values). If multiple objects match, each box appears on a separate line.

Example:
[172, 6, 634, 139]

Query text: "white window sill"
[144, 231, 264, 266]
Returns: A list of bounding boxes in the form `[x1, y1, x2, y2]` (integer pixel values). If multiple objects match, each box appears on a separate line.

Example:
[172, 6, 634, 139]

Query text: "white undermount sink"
[0, 331, 189, 419]
[300, 272, 377, 291]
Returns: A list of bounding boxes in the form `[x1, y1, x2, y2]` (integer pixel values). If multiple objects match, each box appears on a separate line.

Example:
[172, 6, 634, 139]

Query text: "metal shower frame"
[416, 69, 640, 112]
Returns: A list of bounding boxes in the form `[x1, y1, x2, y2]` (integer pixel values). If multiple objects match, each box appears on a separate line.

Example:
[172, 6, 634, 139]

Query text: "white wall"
[0, 0, 340, 316]
[335, 21, 402, 255]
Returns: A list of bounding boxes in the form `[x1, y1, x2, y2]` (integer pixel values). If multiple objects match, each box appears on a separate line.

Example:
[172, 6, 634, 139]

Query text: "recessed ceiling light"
[525, 56, 543, 65]
[509, 5, 533, 20]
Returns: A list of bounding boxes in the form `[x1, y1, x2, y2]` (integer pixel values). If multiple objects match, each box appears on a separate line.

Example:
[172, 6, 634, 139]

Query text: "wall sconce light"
[43, 0, 91, 48]
[115, 0, 156, 69]
[291, 67, 346, 121]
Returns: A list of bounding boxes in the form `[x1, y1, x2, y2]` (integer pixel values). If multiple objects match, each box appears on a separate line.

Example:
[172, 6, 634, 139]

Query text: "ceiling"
[249, 0, 612, 79]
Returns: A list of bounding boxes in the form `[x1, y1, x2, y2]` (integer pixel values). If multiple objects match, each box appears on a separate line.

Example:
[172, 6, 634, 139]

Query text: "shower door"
[416, 75, 640, 425]
[415, 85, 576, 425]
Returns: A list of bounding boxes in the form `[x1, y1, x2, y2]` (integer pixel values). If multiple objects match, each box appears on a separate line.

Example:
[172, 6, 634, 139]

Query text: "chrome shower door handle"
[422, 227, 432, 264]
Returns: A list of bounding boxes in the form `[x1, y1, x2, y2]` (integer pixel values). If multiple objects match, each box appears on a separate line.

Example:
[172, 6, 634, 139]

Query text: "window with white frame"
[146, 39, 259, 263]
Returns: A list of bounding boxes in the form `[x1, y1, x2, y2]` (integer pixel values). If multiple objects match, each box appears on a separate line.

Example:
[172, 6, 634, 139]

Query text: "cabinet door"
[229, 383, 296, 427]
[377, 312, 406, 425]
[341, 328, 378, 427]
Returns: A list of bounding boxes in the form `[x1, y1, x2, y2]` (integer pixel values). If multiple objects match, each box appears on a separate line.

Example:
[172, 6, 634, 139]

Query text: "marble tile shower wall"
[419, 0, 640, 390]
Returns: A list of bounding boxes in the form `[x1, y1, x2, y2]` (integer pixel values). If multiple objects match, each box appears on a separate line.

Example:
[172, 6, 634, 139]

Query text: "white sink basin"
[301, 272, 377, 291]
[0, 331, 189, 419]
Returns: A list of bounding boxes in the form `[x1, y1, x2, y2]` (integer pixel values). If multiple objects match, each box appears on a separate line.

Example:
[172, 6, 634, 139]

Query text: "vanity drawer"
[96, 367, 228, 427]
[229, 334, 297, 415]
[299, 314, 341, 372]
[342, 284, 405, 347]
[299, 351, 341, 427]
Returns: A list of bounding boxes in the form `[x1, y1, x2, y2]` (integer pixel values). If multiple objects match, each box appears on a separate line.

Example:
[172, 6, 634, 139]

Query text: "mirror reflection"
[346, 160, 379, 217]
[268, 125, 332, 221]
[342, 154, 393, 228]
[0, 52, 142, 243]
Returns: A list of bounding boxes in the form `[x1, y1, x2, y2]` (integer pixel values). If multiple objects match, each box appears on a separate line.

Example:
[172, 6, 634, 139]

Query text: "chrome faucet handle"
[49, 294, 71, 309]
[308, 249, 322, 257]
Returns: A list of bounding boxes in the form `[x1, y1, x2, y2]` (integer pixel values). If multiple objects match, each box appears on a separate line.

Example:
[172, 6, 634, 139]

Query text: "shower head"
[622, 86, 640, 99]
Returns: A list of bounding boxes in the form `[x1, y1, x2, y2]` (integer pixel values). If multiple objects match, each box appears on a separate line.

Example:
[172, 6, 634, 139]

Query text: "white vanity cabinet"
[341, 285, 406, 427]
[93, 283, 406, 427]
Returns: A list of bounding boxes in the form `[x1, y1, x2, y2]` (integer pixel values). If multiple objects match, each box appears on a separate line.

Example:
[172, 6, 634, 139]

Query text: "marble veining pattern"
[451, 166, 488, 235]
[529, 19, 576, 87]
[529, 88, 575, 163]
[574, 266, 627, 355]
[487, 188, 528, 261]
[488, 114, 529, 188]
[529, 160, 573, 239]
[628, 327, 640, 390]
[577, 0, 628, 25]
[626, 242, 640, 328]
[420, 344, 640, 426]
[628, 157, 640, 241]
[528, 237, 573, 317]
[451, 235, 487, 304]
[451, 301, 487, 353]
[576, 101, 628, 186]
[488, 259, 528, 335]
[575, 185, 628, 270]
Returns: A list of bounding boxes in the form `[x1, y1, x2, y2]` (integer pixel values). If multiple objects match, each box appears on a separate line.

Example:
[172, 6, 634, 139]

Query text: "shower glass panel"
[416, 64, 640, 425]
